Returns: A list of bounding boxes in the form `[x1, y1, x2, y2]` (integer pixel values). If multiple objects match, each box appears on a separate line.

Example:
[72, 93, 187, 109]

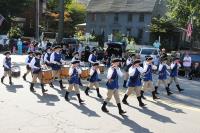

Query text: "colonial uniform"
[23, 51, 34, 81]
[50, 46, 65, 89]
[85, 62, 102, 98]
[1, 51, 13, 85]
[29, 52, 47, 93]
[122, 59, 146, 107]
[64, 60, 84, 104]
[155, 57, 173, 95]
[168, 58, 184, 92]
[44, 47, 52, 68]
[101, 58, 126, 115]
[141, 56, 159, 100]
[88, 49, 97, 66]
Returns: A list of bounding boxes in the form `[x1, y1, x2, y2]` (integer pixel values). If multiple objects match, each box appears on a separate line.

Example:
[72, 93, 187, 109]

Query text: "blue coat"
[106, 69, 119, 89]
[170, 63, 178, 77]
[32, 58, 41, 74]
[51, 53, 62, 70]
[143, 65, 152, 81]
[158, 65, 167, 80]
[4, 57, 11, 71]
[91, 54, 97, 62]
[128, 68, 142, 87]
[69, 68, 79, 84]
[89, 70, 99, 83]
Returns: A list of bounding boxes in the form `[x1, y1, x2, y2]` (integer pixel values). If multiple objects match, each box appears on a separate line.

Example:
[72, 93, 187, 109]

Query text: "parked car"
[106, 42, 123, 57]
[40, 32, 58, 43]
[138, 47, 160, 65]
[62, 38, 79, 57]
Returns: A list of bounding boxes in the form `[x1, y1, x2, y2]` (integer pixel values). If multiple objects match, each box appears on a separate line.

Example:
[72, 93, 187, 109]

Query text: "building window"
[101, 14, 106, 22]
[139, 13, 144, 22]
[114, 13, 119, 23]
[138, 29, 143, 40]
[127, 28, 131, 36]
[91, 13, 96, 22]
[128, 13, 132, 22]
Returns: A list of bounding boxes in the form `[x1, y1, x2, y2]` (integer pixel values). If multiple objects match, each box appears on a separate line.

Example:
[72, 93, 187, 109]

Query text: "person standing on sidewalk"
[183, 52, 192, 78]
[101, 58, 126, 115]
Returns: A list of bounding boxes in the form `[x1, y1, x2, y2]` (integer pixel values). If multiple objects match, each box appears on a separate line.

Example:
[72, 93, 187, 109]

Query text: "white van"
[40, 32, 58, 43]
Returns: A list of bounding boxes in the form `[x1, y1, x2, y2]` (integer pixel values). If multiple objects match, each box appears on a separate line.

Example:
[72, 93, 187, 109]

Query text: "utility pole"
[35, 0, 40, 41]
[57, 0, 64, 43]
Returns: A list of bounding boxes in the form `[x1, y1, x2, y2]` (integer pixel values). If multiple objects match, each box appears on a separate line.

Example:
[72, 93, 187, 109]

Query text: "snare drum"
[98, 64, 105, 73]
[80, 67, 89, 79]
[11, 66, 21, 78]
[42, 69, 53, 84]
[60, 65, 70, 78]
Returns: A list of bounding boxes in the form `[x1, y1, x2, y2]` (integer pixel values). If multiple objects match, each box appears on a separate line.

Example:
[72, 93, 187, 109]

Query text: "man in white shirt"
[183, 52, 192, 78]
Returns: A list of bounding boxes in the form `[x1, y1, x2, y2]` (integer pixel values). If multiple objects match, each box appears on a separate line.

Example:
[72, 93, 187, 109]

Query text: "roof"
[87, 0, 157, 13]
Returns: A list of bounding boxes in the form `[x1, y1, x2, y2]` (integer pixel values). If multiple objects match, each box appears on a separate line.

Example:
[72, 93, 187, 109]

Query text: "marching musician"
[123, 53, 135, 88]
[23, 51, 34, 81]
[141, 56, 159, 100]
[44, 47, 52, 68]
[154, 57, 173, 95]
[1, 51, 13, 85]
[29, 51, 48, 93]
[122, 59, 146, 107]
[88, 49, 97, 65]
[101, 58, 126, 115]
[85, 62, 102, 98]
[50, 45, 66, 89]
[64, 60, 84, 104]
[168, 57, 184, 92]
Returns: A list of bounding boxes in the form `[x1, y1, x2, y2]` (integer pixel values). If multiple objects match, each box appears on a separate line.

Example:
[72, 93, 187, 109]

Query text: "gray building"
[86, 0, 167, 45]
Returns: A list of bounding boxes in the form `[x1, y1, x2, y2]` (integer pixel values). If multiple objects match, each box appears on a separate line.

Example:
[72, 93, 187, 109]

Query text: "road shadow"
[88, 95, 104, 103]
[69, 101, 100, 117]
[128, 105, 176, 124]
[107, 113, 153, 133]
[4, 83, 24, 93]
[147, 100, 185, 114]
[33, 92, 60, 106]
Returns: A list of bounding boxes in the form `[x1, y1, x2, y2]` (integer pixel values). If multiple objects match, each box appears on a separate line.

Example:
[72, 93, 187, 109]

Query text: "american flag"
[0, 14, 5, 26]
[186, 19, 193, 37]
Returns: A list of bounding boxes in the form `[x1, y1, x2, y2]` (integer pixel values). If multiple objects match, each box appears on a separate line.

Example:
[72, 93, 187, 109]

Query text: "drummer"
[71, 51, 83, 86]
[29, 51, 48, 93]
[85, 62, 102, 98]
[1, 51, 13, 85]
[123, 53, 135, 88]
[44, 47, 52, 68]
[64, 60, 84, 104]
[50, 45, 66, 89]
[88, 49, 97, 66]
[23, 51, 34, 81]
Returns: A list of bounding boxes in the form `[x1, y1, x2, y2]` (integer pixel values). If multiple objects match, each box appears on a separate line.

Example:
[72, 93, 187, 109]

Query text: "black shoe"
[122, 94, 129, 105]
[49, 83, 54, 88]
[9, 77, 13, 85]
[101, 101, 109, 113]
[41, 84, 48, 93]
[23, 74, 26, 81]
[155, 86, 159, 94]
[65, 91, 69, 101]
[166, 87, 173, 95]
[85, 87, 90, 96]
[59, 80, 65, 89]
[76, 94, 84, 104]
[96, 88, 102, 98]
[30, 83, 36, 92]
[117, 103, 126, 115]
[152, 91, 160, 100]
[137, 96, 146, 107]
[1, 76, 4, 83]
[176, 85, 184, 92]
[141, 90, 146, 99]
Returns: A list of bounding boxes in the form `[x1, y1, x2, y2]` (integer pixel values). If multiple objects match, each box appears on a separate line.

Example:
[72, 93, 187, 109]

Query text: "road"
[0, 54, 200, 133]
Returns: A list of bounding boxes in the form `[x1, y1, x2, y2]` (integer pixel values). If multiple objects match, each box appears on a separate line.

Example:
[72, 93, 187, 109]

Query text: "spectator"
[160, 48, 167, 58]
[17, 38, 23, 55]
[189, 63, 200, 80]
[46, 40, 52, 48]
[183, 51, 192, 78]
[153, 40, 161, 49]
[78, 42, 83, 59]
